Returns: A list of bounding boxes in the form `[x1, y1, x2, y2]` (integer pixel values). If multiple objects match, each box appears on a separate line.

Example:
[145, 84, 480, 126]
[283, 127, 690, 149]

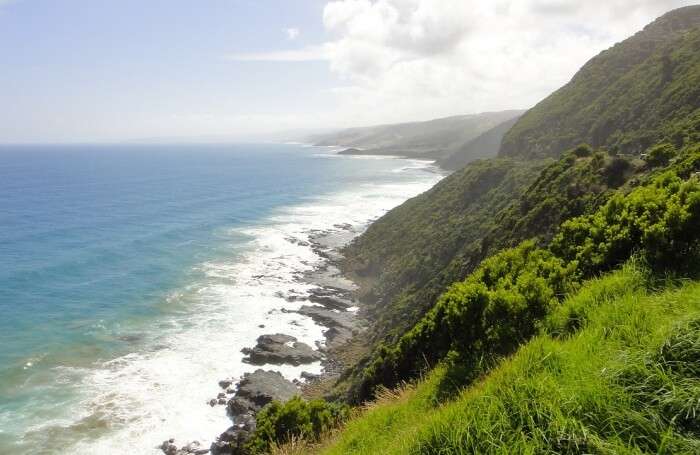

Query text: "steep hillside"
[438, 115, 522, 170]
[309, 110, 523, 161]
[343, 147, 638, 346]
[218, 8, 700, 455]
[500, 5, 700, 159]
[314, 267, 700, 454]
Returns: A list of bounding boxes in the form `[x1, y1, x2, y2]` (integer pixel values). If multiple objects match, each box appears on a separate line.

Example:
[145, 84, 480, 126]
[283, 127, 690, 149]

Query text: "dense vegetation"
[237, 8, 700, 454]
[349, 143, 700, 402]
[500, 6, 700, 159]
[343, 146, 639, 366]
[244, 397, 348, 454]
[350, 242, 575, 401]
[344, 158, 546, 340]
[315, 267, 700, 454]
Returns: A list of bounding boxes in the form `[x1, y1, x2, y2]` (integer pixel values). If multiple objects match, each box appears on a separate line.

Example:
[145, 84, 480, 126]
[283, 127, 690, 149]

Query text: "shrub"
[644, 143, 677, 167]
[552, 169, 700, 275]
[351, 241, 576, 401]
[246, 397, 349, 454]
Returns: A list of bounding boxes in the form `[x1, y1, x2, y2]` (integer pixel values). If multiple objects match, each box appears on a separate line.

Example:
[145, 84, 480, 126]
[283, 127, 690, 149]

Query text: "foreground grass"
[312, 266, 700, 454]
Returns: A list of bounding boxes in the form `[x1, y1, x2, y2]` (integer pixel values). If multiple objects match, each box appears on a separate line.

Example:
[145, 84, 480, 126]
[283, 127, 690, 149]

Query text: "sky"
[0, 0, 696, 143]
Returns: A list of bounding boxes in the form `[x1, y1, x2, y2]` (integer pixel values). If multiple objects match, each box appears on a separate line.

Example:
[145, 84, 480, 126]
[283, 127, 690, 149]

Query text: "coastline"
[157, 149, 445, 454]
[0, 144, 443, 455]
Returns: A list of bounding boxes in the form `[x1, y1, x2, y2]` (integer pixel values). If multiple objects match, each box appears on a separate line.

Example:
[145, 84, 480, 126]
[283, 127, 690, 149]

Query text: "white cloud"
[285, 27, 300, 40]
[231, 0, 696, 127]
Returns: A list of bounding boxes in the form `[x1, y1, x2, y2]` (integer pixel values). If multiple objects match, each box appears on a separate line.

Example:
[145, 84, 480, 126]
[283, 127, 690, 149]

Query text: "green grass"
[315, 265, 700, 454]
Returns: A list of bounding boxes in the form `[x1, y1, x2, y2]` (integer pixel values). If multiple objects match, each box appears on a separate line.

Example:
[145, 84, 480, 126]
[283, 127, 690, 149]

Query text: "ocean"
[0, 143, 442, 454]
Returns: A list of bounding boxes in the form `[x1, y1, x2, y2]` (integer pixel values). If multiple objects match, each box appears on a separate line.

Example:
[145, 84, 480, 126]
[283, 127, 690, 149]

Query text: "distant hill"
[309, 110, 524, 162]
[500, 5, 700, 159]
[438, 115, 522, 170]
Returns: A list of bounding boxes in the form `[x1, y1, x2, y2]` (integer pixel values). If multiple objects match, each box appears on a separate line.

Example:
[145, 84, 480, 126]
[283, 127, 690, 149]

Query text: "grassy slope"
[315, 266, 700, 454]
[500, 6, 700, 159]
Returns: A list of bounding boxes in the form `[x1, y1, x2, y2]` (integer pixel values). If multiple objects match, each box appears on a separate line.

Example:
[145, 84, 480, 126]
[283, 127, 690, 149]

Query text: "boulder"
[218, 379, 233, 389]
[241, 334, 322, 366]
[226, 369, 298, 416]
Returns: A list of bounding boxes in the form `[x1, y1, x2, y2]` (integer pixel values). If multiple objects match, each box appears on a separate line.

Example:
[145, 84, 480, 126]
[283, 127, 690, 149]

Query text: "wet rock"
[218, 379, 233, 389]
[160, 439, 209, 455]
[301, 371, 319, 381]
[209, 440, 232, 455]
[161, 440, 178, 455]
[181, 441, 209, 454]
[297, 305, 358, 349]
[308, 287, 356, 311]
[242, 333, 323, 366]
[226, 369, 298, 416]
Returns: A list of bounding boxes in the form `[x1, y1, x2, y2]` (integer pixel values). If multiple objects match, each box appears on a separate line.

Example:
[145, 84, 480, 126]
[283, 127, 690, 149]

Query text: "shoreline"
[159, 149, 443, 455]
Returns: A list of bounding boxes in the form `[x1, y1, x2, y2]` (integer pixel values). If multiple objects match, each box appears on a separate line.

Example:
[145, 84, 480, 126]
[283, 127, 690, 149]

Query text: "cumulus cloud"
[233, 0, 696, 127]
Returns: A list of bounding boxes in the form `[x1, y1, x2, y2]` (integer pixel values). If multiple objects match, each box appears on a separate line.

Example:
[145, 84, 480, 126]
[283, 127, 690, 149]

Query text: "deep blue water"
[0, 143, 440, 452]
[0, 143, 408, 371]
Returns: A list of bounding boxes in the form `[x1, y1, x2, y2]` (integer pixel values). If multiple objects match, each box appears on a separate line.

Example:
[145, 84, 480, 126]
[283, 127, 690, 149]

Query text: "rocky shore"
[160, 223, 365, 455]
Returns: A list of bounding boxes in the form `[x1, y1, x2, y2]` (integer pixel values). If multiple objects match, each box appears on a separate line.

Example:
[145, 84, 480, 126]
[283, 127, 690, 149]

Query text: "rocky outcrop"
[241, 334, 322, 366]
[297, 305, 359, 349]
[207, 370, 298, 454]
[160, 439, 209, 455]
[226, 369, 298, 415]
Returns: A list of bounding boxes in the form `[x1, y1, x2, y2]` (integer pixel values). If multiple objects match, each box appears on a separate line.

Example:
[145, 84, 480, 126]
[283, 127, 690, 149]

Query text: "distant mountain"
[438, 115, 522, 170]
[308, 110, 524, 161]
[500, 5, 700, 159]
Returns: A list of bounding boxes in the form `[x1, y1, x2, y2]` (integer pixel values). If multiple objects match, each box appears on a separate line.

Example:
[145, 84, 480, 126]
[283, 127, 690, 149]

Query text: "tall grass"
[316, 266, 700, 454]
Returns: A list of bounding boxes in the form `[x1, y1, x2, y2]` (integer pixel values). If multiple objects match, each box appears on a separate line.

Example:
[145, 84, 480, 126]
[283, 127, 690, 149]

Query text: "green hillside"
[500, 5, 700, 159]
[316, 265, 700, 454]
[438, 115, 522, 170]
[221, 7, 700, 455]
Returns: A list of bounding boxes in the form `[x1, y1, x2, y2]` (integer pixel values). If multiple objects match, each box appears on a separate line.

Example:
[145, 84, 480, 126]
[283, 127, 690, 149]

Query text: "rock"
[297, 305, 358, 349]
[208, 399, 217, 407]
[217, 392, 226, 399]
[218, 397, 227, 405]
[161, 440, 178, 455]
[226, 369, 298, 416]
[308, 287, 357, 311]
[241, 333, 322, 366]
[227, 397, 252, 416]
[218, 379, 233, 389]
[209, 441, 232, 455]
[258, 324, 265, 328]
[211, 414, 257, 455]
[181, 441, 209, 454]
[226, 387, 235, 394]
[301, 371, 319, 381]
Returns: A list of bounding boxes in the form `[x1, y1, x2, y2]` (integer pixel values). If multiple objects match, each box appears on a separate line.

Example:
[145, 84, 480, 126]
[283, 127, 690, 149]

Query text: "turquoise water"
[0, 143, 441, 453]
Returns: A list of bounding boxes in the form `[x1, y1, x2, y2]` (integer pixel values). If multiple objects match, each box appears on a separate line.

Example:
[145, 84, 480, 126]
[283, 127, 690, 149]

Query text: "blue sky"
[0, 0, 694, 143]
[0, 0, 334, 142]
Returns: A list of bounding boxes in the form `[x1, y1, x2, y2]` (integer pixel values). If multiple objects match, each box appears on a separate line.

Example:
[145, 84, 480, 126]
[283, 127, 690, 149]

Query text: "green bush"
[246, 397, 349, 454]
[645, 143, 677, 167]
[351, 241, 576, 402]
[552, 168, 700, 275]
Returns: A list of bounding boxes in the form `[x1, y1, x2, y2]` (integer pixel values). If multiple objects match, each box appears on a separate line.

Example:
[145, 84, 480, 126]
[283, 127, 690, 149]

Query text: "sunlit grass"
[314, 266, 700, 454]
